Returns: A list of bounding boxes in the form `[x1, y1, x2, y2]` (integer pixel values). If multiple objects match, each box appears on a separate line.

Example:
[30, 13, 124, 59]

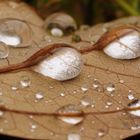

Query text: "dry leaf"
[0, 1, 140, 140]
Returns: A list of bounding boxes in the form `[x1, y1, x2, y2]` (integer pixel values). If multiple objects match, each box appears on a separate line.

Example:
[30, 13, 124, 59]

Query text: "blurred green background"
[24, 0, 140, 25]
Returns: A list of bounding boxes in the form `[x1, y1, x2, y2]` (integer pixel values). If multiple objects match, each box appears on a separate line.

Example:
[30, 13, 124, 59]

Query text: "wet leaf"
[0, 1, 140, 140]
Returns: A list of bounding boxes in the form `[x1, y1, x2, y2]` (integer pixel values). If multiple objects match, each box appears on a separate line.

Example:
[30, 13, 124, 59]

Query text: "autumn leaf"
[0, 1, 140, 140]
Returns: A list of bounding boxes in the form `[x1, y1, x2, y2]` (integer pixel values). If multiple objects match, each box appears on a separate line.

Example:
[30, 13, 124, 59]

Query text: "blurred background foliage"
[24, 0, 140, 25]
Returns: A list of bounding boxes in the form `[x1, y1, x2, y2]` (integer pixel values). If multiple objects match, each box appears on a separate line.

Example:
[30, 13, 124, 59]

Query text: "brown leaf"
[0, 1, 140, 140]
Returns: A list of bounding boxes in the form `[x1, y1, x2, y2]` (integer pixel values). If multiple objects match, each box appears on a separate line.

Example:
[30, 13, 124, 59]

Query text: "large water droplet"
[67, 133, 80, 140]
[20, 76, 31, 88]
[0, 18, 32, 47]
[0, 42, 9, 59]
[128, 99, 140, 117]
[57, 104, 84, 125]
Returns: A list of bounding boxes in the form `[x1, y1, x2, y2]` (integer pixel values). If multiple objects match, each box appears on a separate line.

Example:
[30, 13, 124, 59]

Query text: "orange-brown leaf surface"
[0, 1, 140, 140]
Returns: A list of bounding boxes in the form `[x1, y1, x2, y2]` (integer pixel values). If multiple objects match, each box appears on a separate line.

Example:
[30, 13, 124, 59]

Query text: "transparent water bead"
[67, 133, 80, 140]
[81, 87, 88, 93]
[98, 131, 105, 137]
[131, 125, 140, 130]
[34, 47, 83, 81]
[128, 99, 140, 117]
[20, 76, 31, 88]
[35, 92, 44, 100]
[93, 79, 104, 92]
[57, 104, 84, 125]
[0, 18, 32, 47]
[105, 83, 115, 93]
[11, 85, 18, 91]
[0, 42, 9, 59]
[80, 96, 92, 107]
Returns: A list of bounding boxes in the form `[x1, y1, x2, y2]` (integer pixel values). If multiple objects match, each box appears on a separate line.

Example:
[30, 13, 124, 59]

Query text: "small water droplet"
[30, 123, 37, 132]
[57, 104, 84, 125]
[131, 125, 140, 130]
[98, 130, 105, 137]
[81, 87, 88, 93]
[128, 94, 135, 100]
[106, 101, 112, 106]
[119, 79, 124, 84]
[20, 76, 31, 88]
[0, 42, 9, 59]
[11, 85, 18, 91]
[50, 28, 63, 37]
[105, 83, 115, 93]
[35, 92, 44, 100]
[128, 99, 140, 117]
[31, 124, 37, 129]
[60, 93, 65, 97]
[93, 79, 104, 92]
[80, 96, 92, 107]
[67, 133, 80, 140]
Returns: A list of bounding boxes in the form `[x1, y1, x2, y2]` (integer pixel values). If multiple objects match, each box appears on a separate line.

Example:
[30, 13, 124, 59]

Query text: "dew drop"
[31, 124, 37, 129]
[105, 83, 115, 93]
[60, 93, 65, 97]
[30, 123, 37, 132]
[131, 125, 140, 130]
[93, 79, 104, 92]
[35, 92, 44, 100]
[80, 96, 92, 107]
[127, 90, 135, 100]
[128, 94, 135, 100]
[0, 42, 9, 59]
[98, 130, 105, 137]
[11, 84, 18, 91]
[20, 76, 31, 88]
[67, 133, 80, 140]
[81, 87, 88, 93]
[57, 104, 84, 125]
[128, 99, 140, 117]
[119, 79, 124, 84]
[106, 101, 112, 106]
